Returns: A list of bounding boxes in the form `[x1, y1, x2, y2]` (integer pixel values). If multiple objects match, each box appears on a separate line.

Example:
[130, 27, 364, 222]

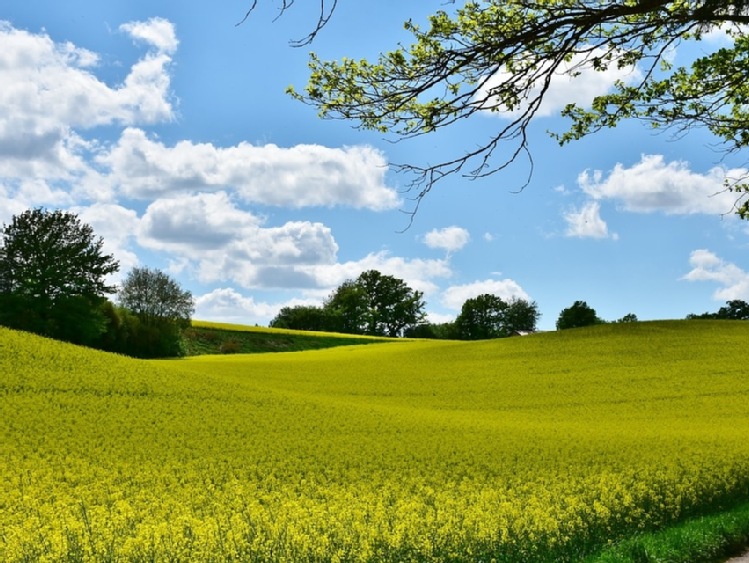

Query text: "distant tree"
[0, 208, 118, 345]
[325, 270, 426, 337]
[455, 295, 540, 339]
[556, 301, 602, 330]
[455, 294, 507, 340]
[324, 280, 369, 334]
[404, 322, 457, 340]
[117, 267, 194, 357]
[687, 300, 749, 320]
[503, 298, 541, 335]
[616, 313, 639, 323]
[716, 300, 749, 320]
[270, 305, 334, 331]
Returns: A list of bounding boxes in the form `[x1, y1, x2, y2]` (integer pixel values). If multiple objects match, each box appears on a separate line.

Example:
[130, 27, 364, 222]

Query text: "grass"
[587, 500, 749, 562]
[184, 320, 392, 355]
[2, 319, 749, 561]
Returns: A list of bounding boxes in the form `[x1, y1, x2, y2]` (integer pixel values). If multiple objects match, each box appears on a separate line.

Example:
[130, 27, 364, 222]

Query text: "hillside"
[183, 320, 393, 355]
[2, 321, 749, 561]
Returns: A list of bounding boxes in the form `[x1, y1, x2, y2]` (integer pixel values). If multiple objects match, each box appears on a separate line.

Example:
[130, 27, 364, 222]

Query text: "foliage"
[687, 299, 749, 320]
[0, 208, 118, 345]
[3, 321, 749, 560]
[269, 304, 336, 331]
[455, 294, 540, 339]
[455, 293, 507, 339]
[113, 267, 194, 358]
[118, 267, 194, 327]
[268, 0, 749, 211]
[616, 313, 639, 323]
[325, 270, 426, 337]
[403, 321, 457, 339]
[556, 300, 603, 330]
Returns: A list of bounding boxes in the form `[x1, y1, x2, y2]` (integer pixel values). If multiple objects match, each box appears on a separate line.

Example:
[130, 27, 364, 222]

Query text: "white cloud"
[120, 17, 179, 54]
[564, 201, 614, 239]
[683, 249, 749, 300]
[137, 192, 344, 289]
[441, 279, 530, 310]
[578, 155, 744, 215]
[477, 48, 642, 118]
[138, 192, 263, 252]
[0, 19, 175, 200]
[103, 128, 399, 209]
[0, 21, 174, 142]
[194, 288, 286, 325]
[423, 226, 470, 253]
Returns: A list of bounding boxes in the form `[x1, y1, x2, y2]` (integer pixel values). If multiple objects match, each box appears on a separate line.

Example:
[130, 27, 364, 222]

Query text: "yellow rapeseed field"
[2, 320, 749, 561]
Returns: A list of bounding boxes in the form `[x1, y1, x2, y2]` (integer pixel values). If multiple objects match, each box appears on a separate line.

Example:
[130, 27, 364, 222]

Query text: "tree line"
[0, 209, 194, 358]
[3, 209, 748, 355]
[271, 271, 542, 339]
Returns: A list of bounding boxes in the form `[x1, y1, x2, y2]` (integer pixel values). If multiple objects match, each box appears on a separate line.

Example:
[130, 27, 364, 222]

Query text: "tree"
[455, 294, 540, 339]
[325, 270, 426, 337]
[556, 300, 602, 330]
[249, 1, 749, 215]
[119, 267, 194, 327]
[687, 299, 749, 319]
[118, 267, 195, 357]
[270, 305, 335, 331]
[0, 208, 119, 344]
[716, 299, 749, 320]
[455, 294, 507, 340]
[503, 297, 541, 334]
[616, 313, 639, 323]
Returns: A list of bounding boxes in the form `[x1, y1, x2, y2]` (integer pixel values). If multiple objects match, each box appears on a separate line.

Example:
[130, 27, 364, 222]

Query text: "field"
[2, 320, 749, 561]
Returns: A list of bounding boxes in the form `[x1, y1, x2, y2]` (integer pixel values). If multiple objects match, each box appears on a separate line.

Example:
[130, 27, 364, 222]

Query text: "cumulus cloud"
[103, 128, 399, 209]
[564, 201, 614, 239]
[683, 249, 749, 300]
[477, 48, 642, 118]
[423, 226, 470, 253]
[195, 288, 287, 325]
[578, 155, 744, 215]
[441, 279, 531, 310]
[0, 21, 174, 147]
[120, 17, 178, 54]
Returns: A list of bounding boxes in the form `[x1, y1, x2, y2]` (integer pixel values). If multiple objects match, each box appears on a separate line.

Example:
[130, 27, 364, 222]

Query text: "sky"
[2, 1, 749, 331]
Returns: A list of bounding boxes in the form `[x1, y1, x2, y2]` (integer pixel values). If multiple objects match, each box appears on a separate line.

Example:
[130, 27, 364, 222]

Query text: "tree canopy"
[455, 294, 540, 339]
[556, 300, 602, 330]
[118, 267, 195, 327]
[248, 0, 749, 214]
[0, 208, 118, 344]
[326, 270, 426, 337]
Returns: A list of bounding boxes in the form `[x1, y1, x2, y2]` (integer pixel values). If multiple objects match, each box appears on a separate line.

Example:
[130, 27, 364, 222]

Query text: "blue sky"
[2, 1, 749, 330]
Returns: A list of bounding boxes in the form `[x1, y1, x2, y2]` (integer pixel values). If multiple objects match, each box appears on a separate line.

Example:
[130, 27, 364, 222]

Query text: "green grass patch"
[588, 500, 749, 562]
[184, 320, 392, 355]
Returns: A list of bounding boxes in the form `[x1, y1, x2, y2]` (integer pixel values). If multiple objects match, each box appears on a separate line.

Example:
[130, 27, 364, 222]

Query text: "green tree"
[556, 300, 602, 330]
[325, 270, 426, 337]
[251, 1, 749, 213]
[404, 321, 457, 339]
[455, 294, 507, 340]
[117, 267, 195, 357]
[687, 299, 749, 320]
[716, 299, 749, 320]
[455, 294, 540, 339]
[0, 208, 119, 344]
[270, 305, 334, 331]
[503, 297, 541, 335]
